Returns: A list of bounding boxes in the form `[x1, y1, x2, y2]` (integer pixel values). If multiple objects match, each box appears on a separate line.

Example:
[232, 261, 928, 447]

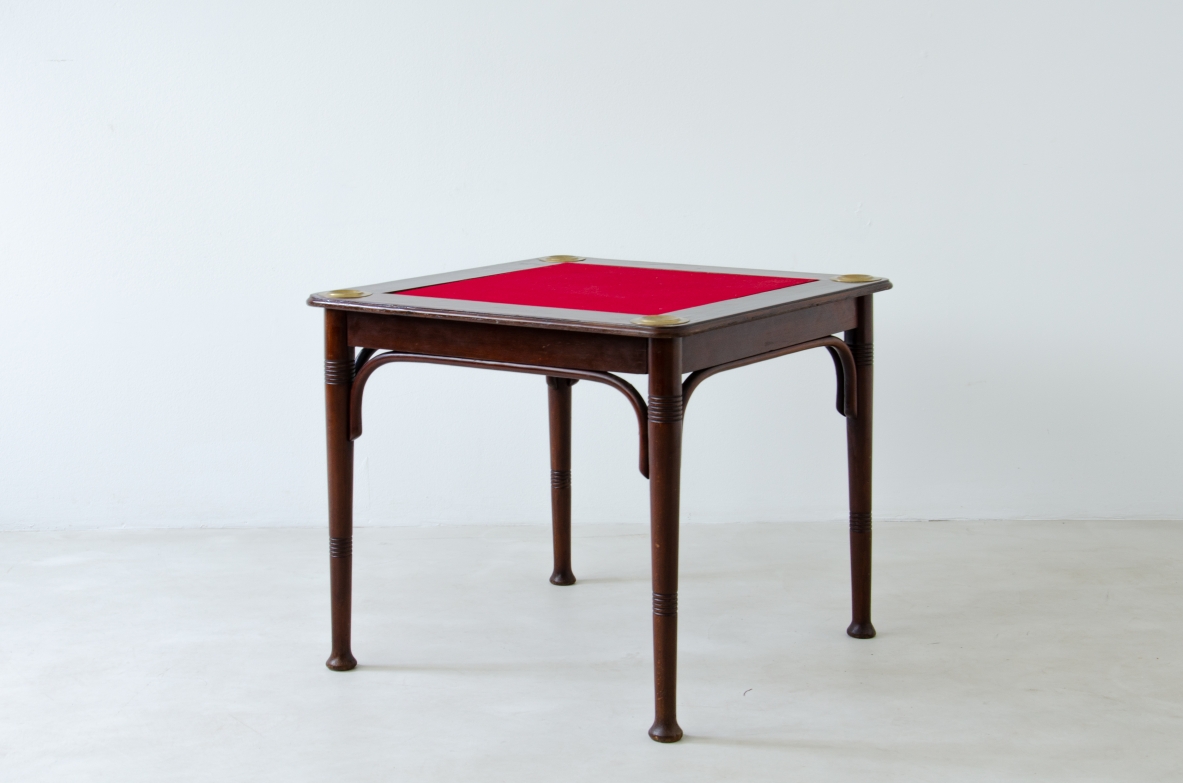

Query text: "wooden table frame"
[309, 257, 891, 742]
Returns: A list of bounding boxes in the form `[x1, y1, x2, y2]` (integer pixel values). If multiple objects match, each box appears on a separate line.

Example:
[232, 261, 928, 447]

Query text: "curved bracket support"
[351, 351, 651, 478]
[353, 348, 378, 379]
[682, 336, 857, 418]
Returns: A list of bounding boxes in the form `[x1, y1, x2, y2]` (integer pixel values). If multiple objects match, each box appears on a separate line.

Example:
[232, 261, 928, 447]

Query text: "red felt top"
[395, 263, 815, 315]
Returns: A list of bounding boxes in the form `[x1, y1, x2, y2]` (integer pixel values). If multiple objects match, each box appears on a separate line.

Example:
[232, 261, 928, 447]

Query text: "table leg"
[845, 296, 877, 639]
[325, 310, 358, 670]
[547, 376, 576, 586]
[647, 338, 684, 742]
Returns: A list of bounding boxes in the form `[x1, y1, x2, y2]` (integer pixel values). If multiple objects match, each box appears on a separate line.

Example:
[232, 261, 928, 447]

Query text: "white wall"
[2, 1, 1181, 529]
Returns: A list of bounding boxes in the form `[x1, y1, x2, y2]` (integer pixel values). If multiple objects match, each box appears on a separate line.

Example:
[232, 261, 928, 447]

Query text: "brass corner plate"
[540, 255, 586, 263]
[326, 289, 371, 299]
[632, 315, 689, 327]
[832, 274, 883, 284]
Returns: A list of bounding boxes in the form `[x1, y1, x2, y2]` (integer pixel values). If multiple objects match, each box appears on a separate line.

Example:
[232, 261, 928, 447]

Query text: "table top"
[308, 256, 891, 337]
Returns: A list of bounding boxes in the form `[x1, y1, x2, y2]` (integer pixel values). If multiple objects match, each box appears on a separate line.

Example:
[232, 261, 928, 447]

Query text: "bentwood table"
[308, 255, 891, 742]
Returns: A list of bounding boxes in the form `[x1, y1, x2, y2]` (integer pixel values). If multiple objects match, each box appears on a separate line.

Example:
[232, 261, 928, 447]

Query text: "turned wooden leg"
[547, 376, 576, 586]
[845, 295, 876, 639]
[324, 310, 358, 670]
[647, 337, 684, 742]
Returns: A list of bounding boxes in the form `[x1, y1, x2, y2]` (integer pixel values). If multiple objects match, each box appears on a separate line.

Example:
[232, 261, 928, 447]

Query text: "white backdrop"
[2, 2, 1181, 529]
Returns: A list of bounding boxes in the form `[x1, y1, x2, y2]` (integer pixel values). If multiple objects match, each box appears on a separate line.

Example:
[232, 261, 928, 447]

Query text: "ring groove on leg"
[325, 359, 354, 385]
[647, 395, 683, 423]
[653, 592, 678, 616]
[550, 470, 571, 490]
[849, 512, 872, 534]
[329, 537, 352, 559]
[851, 343, 874, 367]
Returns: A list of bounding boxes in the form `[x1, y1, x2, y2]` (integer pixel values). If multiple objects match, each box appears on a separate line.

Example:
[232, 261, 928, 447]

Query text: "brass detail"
[326, 289, 371, 299]
[631, 315, 689, 327]
[540, 255, 586, 263]
[832, 274, 883, 284]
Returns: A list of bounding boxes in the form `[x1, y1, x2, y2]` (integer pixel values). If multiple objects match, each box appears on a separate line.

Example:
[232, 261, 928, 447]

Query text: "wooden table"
[307, 255, 891, 742]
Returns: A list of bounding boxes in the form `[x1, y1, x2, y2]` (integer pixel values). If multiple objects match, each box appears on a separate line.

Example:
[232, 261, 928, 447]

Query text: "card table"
[308, 255, 892, 742]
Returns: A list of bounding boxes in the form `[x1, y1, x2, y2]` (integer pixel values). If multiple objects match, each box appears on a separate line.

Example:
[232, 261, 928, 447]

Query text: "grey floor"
[1, 521, 1180, 782]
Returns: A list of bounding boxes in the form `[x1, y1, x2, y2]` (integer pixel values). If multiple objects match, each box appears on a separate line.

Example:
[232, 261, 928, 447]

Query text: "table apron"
[347, 312, 649, 373]
[345, 298, 856, 376]
[682, 299, 857, 371]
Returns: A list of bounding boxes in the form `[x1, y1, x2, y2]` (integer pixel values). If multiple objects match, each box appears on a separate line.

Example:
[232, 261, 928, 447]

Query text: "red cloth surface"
[395, 263, 815, 315]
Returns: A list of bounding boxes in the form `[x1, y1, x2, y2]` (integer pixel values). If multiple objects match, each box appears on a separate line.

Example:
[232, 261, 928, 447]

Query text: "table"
[307, 255, 891, 742]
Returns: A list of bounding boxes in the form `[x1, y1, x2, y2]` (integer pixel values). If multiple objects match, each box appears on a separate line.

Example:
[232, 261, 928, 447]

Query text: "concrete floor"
[1, 521, 1180, 782]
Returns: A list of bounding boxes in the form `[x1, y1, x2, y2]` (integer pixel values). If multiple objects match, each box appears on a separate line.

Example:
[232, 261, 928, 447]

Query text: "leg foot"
[549, 569, 576, 586]
[648, 720, 684, 743]
[848, 527, 873, 637]
[325, 651, 357, 671]
[846, 621, 877, 639]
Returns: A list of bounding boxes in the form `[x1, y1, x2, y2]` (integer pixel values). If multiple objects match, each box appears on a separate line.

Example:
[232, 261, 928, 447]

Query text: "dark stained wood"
[353, 347, 377, 377]
[845, 296, 876, 639]
[825, 346, 848, 416]
[347, 351, 650, 477]
[347, 312, 647, 373]
[682, 299, 856, 372]
[682, 336, 857, 417]
[311, 260, 890, 741]
[547, 377, 576, 586]
[647, 337, 684, 743]
[324, 310, 357, 671]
